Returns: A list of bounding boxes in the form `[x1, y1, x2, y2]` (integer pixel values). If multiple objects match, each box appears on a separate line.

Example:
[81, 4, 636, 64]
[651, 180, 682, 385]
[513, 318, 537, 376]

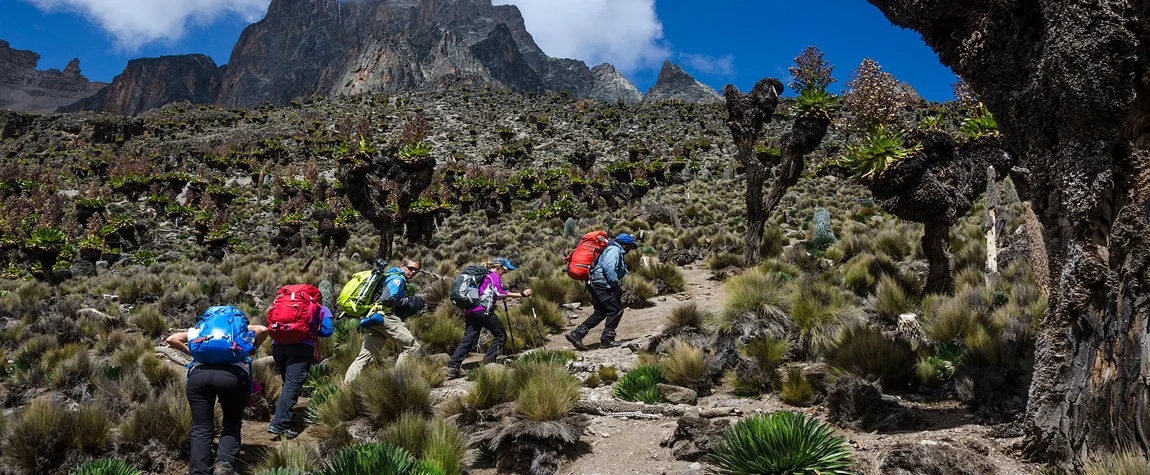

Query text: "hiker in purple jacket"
[446, 258, 532, 379]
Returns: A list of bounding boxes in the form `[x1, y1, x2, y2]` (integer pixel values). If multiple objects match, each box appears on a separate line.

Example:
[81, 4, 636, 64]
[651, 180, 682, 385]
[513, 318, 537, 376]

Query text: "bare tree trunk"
[744, 160, 767, 266]
[762, 116, 832, 220]
[1021, 202, 1049, 296]
[722, 78, 782, 267]
[985, 166, 1000, 288]
[377, 224, 394, 262]
[922, 222, 952, 294]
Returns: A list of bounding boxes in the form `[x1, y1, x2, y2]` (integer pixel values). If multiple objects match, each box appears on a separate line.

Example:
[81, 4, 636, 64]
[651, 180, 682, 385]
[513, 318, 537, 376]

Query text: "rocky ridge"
[0, 39, 106, 114]
[643, 61, 723, 105]
[59, 54, 222, 116]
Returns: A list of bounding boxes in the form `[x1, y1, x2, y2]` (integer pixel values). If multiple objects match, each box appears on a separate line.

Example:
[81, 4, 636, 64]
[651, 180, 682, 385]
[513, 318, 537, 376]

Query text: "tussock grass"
[381, 411, 431, 456]
[780, 367, 814, 406]
[872, 274, 913, 323]
[399, 353, 448, 389]
[622, 275, 658, 306]
[119, 384, 192, 450]
[466, 364, 513, 410]
[424, 418, 468, 475]
[3, 396, 73, 474]
[666, 302, 707, 332]
[707, 252, 745, 270]
[256, 441, 321, 474]
[598, 365, 619, 383]
[355, 365, 432, 427]
[131, 304, 168, 337]
[515, 361, 580, 421]
[717, 271, 790, 332]
[824, 324, 917, 390]
[788, 278, 858, 357]
[1083, 450, 1150, 475]
[661, 340, 707, 390]
[637, 261, 686, 294]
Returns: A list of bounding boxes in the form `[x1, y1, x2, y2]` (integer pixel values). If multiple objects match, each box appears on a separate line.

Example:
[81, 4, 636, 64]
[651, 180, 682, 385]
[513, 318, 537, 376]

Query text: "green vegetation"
[613, 365, 667, 404]
[708, 412, 854, 475]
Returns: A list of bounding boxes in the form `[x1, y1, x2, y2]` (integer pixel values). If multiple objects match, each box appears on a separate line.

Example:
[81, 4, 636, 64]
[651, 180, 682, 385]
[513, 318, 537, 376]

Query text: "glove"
[393, 296, 426, 319]
[359, 313, 386, 329]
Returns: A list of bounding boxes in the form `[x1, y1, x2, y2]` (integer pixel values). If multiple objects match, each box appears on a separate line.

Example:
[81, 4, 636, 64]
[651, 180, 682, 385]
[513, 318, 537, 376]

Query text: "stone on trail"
[657, 383, 698, 405]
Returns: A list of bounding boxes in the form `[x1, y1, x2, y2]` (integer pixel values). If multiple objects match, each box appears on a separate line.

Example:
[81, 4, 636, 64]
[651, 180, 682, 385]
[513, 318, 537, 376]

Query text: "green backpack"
[337, 268, 386, 317]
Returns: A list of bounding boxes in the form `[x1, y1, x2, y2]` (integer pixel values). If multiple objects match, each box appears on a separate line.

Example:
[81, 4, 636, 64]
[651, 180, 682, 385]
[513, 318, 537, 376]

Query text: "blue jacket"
[589, 241, 628, 287]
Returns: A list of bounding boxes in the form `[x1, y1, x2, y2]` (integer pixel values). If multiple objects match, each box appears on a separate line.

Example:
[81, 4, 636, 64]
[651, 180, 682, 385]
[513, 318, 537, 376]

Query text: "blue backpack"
[189, 306, 254, 365]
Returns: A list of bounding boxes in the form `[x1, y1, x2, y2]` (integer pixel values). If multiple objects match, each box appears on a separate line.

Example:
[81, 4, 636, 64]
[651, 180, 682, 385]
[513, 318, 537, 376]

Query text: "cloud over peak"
[492, 0, 671, 73]
[24, 0, 271, 50]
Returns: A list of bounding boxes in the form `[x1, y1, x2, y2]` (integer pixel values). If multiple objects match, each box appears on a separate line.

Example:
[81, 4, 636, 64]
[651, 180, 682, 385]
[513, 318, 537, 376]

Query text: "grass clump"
[317, 442, 442, 475]
[613, 365, 666, 404]
[72, 403, 111, 453]
[465, 364, 513, 410]
[872, 274, 913, 323]
[256, 441, 321, 474]
[779, 367, 814, 406]
[381, 412, 432, 457]
[661, 340, 708, 391]
[356, 366, 432, 427]
[72, 459, 143, 475]
[1083, 450, 1150, 475]
[707, 252, 745, 270]
[708, 412, 854, 475]
[408, 307, 464, 355]
[3, 396, 73, 474]
[622, 275, 658, 306]
[516, 349, 576, 366]
[119, 385, 192, 450]
[788, 278, 858, 357]
[824, 324, 916, 390]
[598, 365, 619, 383]
[131, 304, 168, 337]
[728, 336, 788, 397]
[515, 361, 580, 421]
[636, 261, 686, 294]
[667, 302, 708, 332]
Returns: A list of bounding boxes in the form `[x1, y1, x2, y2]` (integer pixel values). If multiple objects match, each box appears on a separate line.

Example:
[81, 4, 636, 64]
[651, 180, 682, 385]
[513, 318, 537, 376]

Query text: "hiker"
[266, 284, 334, 440]
[344, 258, 427, 383]
[445, 258, 533, 379]
[566, 233, 637, 350]
[164, 307, 268, 475]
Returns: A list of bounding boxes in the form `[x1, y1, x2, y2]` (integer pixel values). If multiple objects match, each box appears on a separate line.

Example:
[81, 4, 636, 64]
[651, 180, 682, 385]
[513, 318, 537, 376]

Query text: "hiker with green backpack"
[343, 258, 427, 384]
[445, 258, 532, 379]
[165, 307, 268, 475]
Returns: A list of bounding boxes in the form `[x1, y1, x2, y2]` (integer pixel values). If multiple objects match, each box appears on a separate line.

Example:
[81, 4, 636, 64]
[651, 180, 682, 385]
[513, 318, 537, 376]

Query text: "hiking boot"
[600, 340, 623, 349]
[267, 425, 282, 435]
[565, 333, 588, 351]
[446, 367, 464, 379]
[213, 461, 237, 475]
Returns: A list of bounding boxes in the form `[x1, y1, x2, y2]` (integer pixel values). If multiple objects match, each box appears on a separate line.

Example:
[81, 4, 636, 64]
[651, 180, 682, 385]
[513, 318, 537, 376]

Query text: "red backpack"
[267, 284, 322, 344]
[565, 231, 610, 281]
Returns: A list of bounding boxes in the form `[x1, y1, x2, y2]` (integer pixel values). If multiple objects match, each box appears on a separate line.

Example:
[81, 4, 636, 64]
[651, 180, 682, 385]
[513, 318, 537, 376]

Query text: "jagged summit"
[0, 39, 106, 114]
[643, 60, 722, 104]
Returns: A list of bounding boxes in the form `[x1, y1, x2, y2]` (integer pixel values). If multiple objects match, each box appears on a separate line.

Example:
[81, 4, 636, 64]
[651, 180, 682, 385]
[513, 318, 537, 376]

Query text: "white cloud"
[680, 53, 735, 77]
[491, 0, 671, 73]
[23, 0, 271, 50]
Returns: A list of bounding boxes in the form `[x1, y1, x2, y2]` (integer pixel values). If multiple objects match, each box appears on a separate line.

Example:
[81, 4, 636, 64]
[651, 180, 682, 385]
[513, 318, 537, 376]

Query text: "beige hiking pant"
[343, 313, 421, 384]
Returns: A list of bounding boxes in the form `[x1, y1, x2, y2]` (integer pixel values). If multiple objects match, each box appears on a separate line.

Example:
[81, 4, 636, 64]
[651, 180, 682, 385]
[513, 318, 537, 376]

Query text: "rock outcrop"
[215, 0, 643, 109]
[643, 61, 722, 104]
[0, 39, 105, 114]
[877, 442, 997, 475]
[60, 55, 221, 115]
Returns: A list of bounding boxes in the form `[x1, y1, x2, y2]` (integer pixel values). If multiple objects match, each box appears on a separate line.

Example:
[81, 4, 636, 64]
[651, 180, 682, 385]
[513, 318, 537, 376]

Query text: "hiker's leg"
[571, 284, 610, 339]
[481, 311, 508, 363]
[599, 285, 626, 344]
[448, 313, 482, 369]
[271, 343, 313, 430]
[382, 314, 421, 366]
[186, 368, 217, 475]
[272, 343, 288, 381]
[215, 366, 249, 468]
[344, 326, 388, 384]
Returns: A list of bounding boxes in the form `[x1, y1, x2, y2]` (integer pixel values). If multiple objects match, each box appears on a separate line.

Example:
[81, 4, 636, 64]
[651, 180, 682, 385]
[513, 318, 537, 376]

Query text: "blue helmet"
[615, 234, 637, 246]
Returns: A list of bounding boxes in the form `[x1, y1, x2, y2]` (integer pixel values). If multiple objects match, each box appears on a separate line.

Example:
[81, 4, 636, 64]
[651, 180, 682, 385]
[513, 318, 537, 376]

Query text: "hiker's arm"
[378, 276, 412, 308]
[602, 248, 622, 286]
[249, 325, 268, 353]
[505, 289, 533, 298]
[317, 307, 335, 337]
[166, 332, 191, 356]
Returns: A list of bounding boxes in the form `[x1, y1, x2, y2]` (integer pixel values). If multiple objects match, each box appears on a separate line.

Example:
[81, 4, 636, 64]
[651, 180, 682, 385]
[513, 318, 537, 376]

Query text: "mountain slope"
[0, 40, 106, 114]
[643, 61, 722, 104]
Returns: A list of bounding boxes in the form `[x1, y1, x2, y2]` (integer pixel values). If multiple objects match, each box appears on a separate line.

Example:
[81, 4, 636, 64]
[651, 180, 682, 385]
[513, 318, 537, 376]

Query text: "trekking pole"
[528, 297, 546, 343]
[502, 300, 515, 352]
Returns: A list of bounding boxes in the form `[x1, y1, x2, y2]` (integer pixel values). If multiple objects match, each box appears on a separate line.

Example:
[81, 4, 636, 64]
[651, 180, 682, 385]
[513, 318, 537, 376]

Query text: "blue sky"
[1, 0, 958, 101]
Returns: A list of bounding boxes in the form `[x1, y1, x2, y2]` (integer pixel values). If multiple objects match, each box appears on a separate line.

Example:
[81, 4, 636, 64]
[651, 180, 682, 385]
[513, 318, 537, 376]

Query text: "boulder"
[826, 375, 925, 432]
[877, 442, 997, 475]
[70, 259, 96, 277]
[660, 416, 729, 461]
[657, 384, 698, 405]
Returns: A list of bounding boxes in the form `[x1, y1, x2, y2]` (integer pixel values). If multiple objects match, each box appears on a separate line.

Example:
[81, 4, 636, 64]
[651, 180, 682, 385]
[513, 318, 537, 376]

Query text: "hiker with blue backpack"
[265, 284, 334, 440]
[343, 258, 427, 383]
[165, 307, 268, 475]
[445, 258, 533, 379]
[566, 233, 637, 350]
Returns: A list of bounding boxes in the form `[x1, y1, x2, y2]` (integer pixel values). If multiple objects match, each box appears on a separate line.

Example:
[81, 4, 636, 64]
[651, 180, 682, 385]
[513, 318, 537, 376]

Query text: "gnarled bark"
[722, 78, 782, 266]
[762, 116, 833, 217]
[864, 0, 1150, 467]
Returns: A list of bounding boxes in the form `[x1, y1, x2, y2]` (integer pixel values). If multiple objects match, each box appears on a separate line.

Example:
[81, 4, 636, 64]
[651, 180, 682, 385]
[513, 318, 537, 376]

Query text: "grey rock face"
[0, 39, 106, 114]
[643, 61, 722, 104]
[590, 63, 643, 104]
[878, 443, 997, 475]
[60, 55, 221, 115]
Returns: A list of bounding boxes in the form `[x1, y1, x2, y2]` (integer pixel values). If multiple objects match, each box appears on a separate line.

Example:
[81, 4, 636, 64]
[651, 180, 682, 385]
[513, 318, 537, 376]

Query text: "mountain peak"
[643, 61, 722, 104]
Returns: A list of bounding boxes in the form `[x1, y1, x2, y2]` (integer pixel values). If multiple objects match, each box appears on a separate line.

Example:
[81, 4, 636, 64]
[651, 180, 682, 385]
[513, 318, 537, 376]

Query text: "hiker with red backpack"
[265, 284, 334, 440]
[566, 233, 637, 350]
[445, 258, 533, 379]
[165, 307, 268, 475]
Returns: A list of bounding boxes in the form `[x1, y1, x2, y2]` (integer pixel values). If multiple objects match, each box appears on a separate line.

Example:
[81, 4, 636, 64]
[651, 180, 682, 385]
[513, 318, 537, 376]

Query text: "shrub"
[513, 360, 580, 421]
[3, 397, 73, 474]
[1083, 450, 1150, 475]
[119, 385, 192, 450]
[613, 365, 666, 404]
[824, 324, 917, 390]
[357, 366, 432, 427]
[72, 459, 143, 475]
[256, 441, 321, 474]
[666, 302, 707, 332]
[466, 364, 513, 410]
[779, 367, 814, 406]
[636, 261, 686, 294]
[708, 412, 855, 475]
[661, 340, 707, 390]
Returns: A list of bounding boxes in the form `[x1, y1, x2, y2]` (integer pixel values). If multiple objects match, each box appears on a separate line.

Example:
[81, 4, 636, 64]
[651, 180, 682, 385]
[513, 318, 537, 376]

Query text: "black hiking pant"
[271, 343, 315, 431]
[187, 364, 249, 475]
[571, 282, 624, 344]
[448, 309, 508, 368]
